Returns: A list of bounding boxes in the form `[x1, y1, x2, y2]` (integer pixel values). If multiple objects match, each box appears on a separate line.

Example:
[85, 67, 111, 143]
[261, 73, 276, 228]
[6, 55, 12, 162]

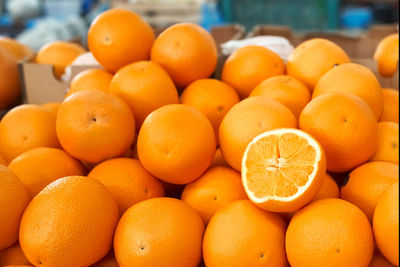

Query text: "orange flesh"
[244, 133, 317, 199]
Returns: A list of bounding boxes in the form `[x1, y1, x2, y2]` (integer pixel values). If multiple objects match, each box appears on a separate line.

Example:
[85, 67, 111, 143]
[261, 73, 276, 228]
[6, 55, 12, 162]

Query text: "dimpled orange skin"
[88, 8, 154, 73]
[35, 41, 86, 78]
[67, 69, 113, 97]
[203, 200, 287, 267]
[0, 47, 20, 109]
[373, 182, 399, 266]
[222, 45, 285, 98]
[0, 104, 60, 163]
[219, 96, 297, 172]
[88, 158, 165, 215]
[19, 176, 119, 267]
[114, 198, 204, 267]
[299, 92, 378, 173]
[250, 75, 311, 118]
[56, 90, 135, 163]
[151, 23, 217, 88]
[286, 38, 350, 89]
[0, 243, 30, 266]
[286, 198, 374, 267]
[180, 78, 240, 143]
[109, 61, 179, 129]
[370, 122, 399, 164]
[374, 33, 399, 77]
[0, 166, 31, 250]
[137, 104, 216, 184]
[380, 89, 399, 123]
[0, 36, 34, 61]
[341, 161, 398, 221]
[181, 166, 247, 224]
[8, 147, 86, 196]
[313, 63, 383, 120]
[4, 265, 33, 267]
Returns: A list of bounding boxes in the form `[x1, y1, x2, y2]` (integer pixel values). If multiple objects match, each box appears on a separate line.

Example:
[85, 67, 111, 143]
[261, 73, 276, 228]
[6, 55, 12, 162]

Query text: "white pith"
[241, 128, 322, 203]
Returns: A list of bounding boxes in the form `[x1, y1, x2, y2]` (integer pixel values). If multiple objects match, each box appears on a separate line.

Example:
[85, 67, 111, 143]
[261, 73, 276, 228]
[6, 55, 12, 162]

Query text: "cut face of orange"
[242, 128, 326, 212]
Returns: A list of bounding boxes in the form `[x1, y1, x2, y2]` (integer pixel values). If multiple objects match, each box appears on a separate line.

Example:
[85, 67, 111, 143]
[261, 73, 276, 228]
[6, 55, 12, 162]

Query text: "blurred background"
[0, 0, 398, 50]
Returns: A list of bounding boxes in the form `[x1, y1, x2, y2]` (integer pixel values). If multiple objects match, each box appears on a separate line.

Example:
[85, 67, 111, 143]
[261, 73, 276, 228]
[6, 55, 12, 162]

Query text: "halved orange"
[242, 128, 326, 212]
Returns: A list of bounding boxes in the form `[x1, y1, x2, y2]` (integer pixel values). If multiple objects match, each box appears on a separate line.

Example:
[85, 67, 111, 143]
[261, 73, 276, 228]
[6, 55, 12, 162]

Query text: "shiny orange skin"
[180, 78, 240, 142]
[56, 90, 135, 163]
[109, 61, 179, 129]
[287, 38, 350, 89]
[0, 104, 60, 163]
[299, 92, 378, 172]
[8, 147, 86, 196]
[286, 198, 374, 267]
[370, 122, 399, 164]
[313, 63, 383, 120]
[0, 36, 34, 61]
[19, 176, 119, 267]
[380, 89, 399, 123]
[151, 23, 217, 88]
[341, 161, 398, 221]
[219, 96, 297, 171]
[203, 200, 287, 267]
[114, 198, 204, 267]
[0, 243, 30, 266]
[35, 41, 85, 78]
[67, 69, 113, 97]
[137, 104, 216, 184]
[373, 182, 399, 266]
[88, 158, 165, 215]
[250, 75, 311, 118]
[181, 166, 247, 224]
[374, 33, 399, 77]
[0, 46, 20, 109]
[222, 45, 285, 98]
[88, 8, 154, 73]
[0, 165, 31, 250]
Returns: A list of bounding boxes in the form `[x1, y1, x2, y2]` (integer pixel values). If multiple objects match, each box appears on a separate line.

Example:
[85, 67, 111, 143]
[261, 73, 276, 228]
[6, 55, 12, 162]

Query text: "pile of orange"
[0, 8, 398, 267]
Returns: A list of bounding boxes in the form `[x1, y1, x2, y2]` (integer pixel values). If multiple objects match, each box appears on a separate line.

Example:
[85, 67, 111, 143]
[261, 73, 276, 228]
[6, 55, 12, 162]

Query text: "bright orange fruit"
[67, 69, 113, 97]
[0, 46, 20, 109]
[374, 33, 399, 77]
[370, 122, 399, 164]
[380, 88, 399, 123]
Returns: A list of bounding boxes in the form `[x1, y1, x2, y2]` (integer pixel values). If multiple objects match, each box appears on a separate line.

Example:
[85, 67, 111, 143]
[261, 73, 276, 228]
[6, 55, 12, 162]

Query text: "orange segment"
[242, 128, 326, 212]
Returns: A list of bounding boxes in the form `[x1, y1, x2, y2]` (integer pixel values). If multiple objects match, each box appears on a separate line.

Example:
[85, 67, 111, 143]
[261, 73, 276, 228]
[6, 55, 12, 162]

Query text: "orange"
[56, 90, 135, 163]
[0, 153, 6, 165]
[0, 37, 34, 61]
[137, 104, 215, 184]
[312, 172, 339, 201]
[4, 265, 32, 267]
[109, 61, 179, 128]
[313, 63, 383, 119]
[373, 182, 399, 266]
[286, 198, 374, 267]
[88, 158, 165, 214]
[114, 198, 204, 267]
[242, 128, 326, 212]
[0, 165, 31, 250]
[40, 102, 61, 116]
[0, 46, 20, 109]
[19, 176, 119, 267]
[221, 45, 285, 98]
[151, 23, 217, 88]
[380, 88, 399, 123]
[369, 251, 396, 267]
[374, 33, 399, 77]
[0, 243, 30, 266]
[299, 92, 378, 172]
[250, 75, 311, 118]
[370, 122, 399, 164]
[88, 8, 154, 73]
[203, 200, 287, 267]
[8, 147, 86, 196]
[0, 104, 60, 163]
[181, 166, 247, 224]
[341, 161, 398, 221]
[67, 69, 113, 97]
[180, 78, 240, 142]
[92, 252, 119, 267]
[35, 41, 85, 78]
[210, 148, 228, 167]
[219, 96, 297, 172]
[287, 38, 350, 89]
